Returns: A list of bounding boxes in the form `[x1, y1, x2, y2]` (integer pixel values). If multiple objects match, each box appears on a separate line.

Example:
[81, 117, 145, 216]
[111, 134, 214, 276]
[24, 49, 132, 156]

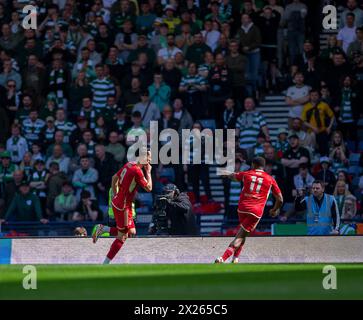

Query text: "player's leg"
[215, 213, 260, 263]
[92, 224, 119, 243]
[215, 227, 249, 263]
[103, 207, 129, 264]
[103, 230, 128, 264]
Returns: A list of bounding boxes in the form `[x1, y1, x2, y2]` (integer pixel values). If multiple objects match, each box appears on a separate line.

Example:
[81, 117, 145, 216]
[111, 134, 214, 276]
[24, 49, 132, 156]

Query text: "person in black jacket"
[163, 184, 198, 236]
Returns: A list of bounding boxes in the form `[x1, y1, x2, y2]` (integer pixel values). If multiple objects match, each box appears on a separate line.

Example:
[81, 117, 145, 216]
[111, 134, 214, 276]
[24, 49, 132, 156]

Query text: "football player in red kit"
[99, 150, 152, 264]
[215, 157, 283, 263]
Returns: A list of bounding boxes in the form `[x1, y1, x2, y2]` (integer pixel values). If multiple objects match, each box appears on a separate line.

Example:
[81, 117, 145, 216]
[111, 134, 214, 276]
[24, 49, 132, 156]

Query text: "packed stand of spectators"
[0, 0, 362, 232]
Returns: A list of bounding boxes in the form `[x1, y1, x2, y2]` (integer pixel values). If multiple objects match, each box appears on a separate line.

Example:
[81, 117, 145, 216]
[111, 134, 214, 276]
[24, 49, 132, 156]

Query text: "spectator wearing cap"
[301, 89, 335, 156]
[347, 26, 363, 59]
[148, 71, 171, 111]
[1, 180, 48, 224]
[6, 124, 28, 164]
[105, 131, 126, 164]
[46, 145, 70, 174]
[315, 157, 337, 194]
[274, 128, 289, 159]
[42, 116, 57, 148]
[22, 109, 45, 147]
[235, 13, 262, 97]
[90, 64, 116, 110]
[72, 156, 98, 200]
[132, 90, 161, 128]
[114, 19, 138, 62]
[136, 1, 157, 33]
[162, 5, 181, 34]
[340, 0, 363, 28]
[201, 19, 221, 53]
[29, 159, 49, 212]
[185, 33, 212, 66]
[281, 133, 310, 201]
[157, 34, 182, 65]
[54, 181, 78, 220]
[337, 13, 357, 53]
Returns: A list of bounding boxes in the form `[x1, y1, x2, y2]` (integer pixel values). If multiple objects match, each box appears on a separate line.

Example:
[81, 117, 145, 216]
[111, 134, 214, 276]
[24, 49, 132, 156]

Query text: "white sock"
[103, 226, 110, 233]
[103, 257, 111, 264]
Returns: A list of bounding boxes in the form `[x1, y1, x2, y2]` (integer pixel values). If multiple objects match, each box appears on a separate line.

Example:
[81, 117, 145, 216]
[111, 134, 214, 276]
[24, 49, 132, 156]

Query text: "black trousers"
[188, 164, 212, 202]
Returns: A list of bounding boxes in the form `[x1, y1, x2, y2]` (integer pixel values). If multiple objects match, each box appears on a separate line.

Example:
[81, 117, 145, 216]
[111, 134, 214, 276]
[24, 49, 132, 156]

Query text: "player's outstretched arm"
[269, 192, 283, 217]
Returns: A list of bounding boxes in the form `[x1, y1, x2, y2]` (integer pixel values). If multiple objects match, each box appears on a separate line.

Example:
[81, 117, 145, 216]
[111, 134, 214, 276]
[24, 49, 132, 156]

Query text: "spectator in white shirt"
[201, 19, 221, 52]
[157, 34, 182, 65]
[337, 13, 357, 53]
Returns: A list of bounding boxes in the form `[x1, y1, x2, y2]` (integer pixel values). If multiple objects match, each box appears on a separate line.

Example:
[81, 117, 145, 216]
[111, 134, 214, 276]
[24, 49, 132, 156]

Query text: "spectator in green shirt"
[1, 180, 48, 223]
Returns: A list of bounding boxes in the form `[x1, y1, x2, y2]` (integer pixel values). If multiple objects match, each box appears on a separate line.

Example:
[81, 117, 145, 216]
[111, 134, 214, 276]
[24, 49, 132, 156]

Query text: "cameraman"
[150, 184, 197, 236]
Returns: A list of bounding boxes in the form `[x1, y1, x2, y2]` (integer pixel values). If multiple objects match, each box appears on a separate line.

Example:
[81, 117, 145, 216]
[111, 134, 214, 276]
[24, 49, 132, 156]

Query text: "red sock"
[106, 238, 124, 260]
[233, 245, 243, 258]
[110, 227, 118, 236]
[221, 246, 235, 261]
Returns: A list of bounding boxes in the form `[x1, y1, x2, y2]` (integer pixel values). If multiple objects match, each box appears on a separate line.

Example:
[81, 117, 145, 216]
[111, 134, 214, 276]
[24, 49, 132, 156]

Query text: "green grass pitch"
[0, 264, 362, 300]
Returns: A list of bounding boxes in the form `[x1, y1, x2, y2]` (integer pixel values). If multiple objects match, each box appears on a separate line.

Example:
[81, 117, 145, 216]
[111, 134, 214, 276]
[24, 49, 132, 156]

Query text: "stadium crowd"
[0, 0, 362, 232]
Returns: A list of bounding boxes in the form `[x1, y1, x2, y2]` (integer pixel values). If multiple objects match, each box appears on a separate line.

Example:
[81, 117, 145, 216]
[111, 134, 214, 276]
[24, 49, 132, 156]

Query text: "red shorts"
[112, 203, 135, 232]
[238, 211, 261, 233]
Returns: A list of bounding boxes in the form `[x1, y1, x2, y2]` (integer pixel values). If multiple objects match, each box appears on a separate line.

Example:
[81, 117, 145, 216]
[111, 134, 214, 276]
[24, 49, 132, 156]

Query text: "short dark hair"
[252, 157, 266, 169]
[313, 180, 325, 188]
[81, 190, 91, 199]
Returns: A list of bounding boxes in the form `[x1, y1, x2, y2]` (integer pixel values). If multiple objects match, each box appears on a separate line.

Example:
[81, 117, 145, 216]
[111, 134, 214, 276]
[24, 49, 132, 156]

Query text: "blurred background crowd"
[0, 0, 362, 235]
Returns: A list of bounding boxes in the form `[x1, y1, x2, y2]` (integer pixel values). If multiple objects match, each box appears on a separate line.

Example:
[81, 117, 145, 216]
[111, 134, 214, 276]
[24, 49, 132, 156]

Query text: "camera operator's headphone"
[163, 184, 180, 197]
